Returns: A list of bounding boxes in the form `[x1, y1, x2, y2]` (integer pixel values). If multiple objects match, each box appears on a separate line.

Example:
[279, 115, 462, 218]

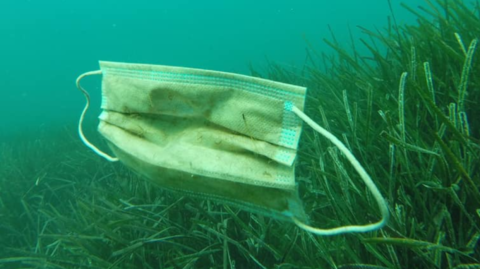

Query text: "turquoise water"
[2, 1, 479, 268]
[0, 0, 417, 137]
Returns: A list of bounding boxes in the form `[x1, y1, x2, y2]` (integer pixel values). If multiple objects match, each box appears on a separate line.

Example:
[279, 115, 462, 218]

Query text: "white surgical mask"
[76, 61, 388, 235]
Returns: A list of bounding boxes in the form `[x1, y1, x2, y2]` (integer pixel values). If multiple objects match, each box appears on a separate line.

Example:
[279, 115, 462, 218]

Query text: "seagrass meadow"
[1, 0, 479, 268]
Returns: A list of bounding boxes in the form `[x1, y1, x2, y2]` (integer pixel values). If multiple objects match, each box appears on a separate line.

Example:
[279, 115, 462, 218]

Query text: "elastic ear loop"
[291, 106, 389, 235]
[76, 70, 119, 162]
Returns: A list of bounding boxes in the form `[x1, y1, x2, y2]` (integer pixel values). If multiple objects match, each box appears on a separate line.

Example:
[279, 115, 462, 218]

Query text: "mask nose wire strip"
[291, 105, 389, 235]
[76, 70, 119, 162]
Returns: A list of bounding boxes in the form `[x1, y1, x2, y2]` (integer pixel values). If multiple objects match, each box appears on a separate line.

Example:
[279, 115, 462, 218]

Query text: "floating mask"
[76, 61, 388, 235]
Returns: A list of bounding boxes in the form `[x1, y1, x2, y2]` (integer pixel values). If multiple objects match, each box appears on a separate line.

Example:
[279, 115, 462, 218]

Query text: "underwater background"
[1, 0, 479, 268]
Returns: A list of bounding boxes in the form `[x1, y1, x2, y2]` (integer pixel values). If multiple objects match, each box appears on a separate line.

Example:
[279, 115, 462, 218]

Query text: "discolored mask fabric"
[76, 61, 388, 235]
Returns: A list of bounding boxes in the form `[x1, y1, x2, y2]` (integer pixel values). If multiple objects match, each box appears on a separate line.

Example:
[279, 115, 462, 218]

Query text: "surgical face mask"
[76, 61, 388, 236]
